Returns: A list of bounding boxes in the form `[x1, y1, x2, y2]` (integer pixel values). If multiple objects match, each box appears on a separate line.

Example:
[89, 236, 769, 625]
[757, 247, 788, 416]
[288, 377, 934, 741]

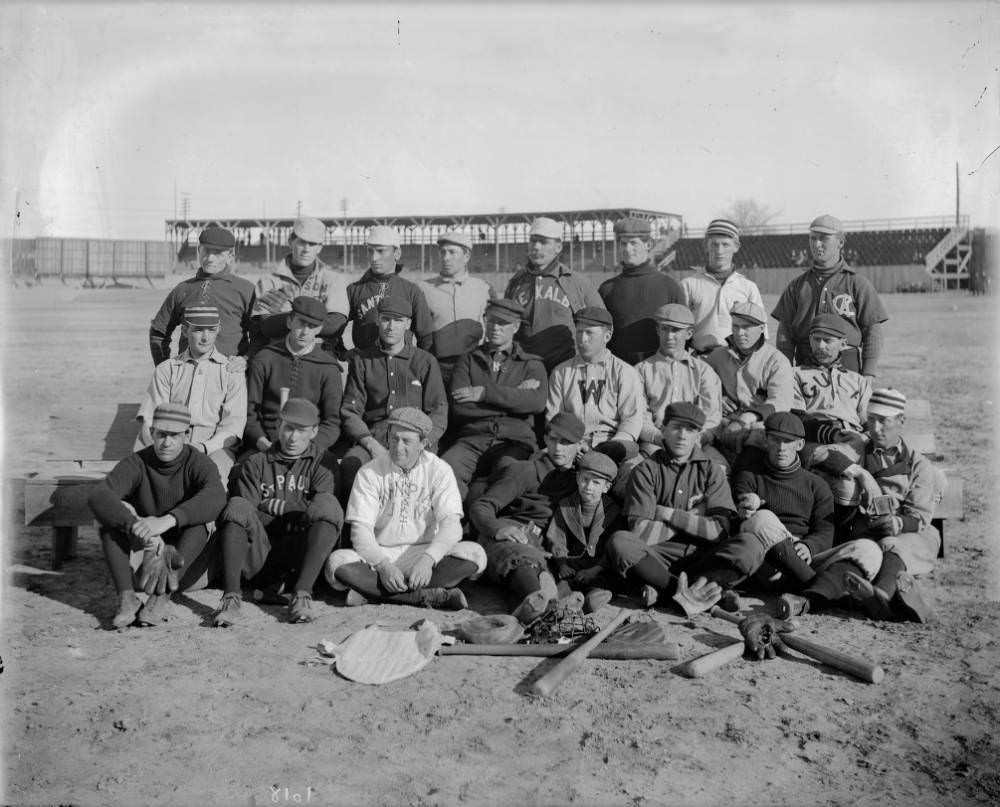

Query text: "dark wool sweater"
[89, 445, 226, 532]
[732, 451, 835, 556]
[232, 443, 339, 518]
[346, 269, 434, 352]
[245, 340, 343, 453]
[598, 261, 684, 365]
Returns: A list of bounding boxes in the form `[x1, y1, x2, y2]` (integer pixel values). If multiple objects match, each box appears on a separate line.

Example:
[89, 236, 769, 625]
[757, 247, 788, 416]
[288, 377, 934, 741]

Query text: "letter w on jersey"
[578, 378, 606, 405]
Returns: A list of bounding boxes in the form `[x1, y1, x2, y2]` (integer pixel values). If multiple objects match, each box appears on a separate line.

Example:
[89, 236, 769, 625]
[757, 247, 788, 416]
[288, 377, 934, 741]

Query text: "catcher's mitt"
[739, 613, 795, 660]
[454, 614, 525, 645]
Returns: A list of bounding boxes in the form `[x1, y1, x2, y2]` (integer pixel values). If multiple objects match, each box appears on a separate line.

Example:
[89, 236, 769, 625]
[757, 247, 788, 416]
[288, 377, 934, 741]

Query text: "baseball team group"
[92, 211, 941, 633]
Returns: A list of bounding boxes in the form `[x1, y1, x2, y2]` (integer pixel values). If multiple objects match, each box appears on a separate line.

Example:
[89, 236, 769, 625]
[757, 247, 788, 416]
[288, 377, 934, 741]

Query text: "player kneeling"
[213, 398, 343, 626]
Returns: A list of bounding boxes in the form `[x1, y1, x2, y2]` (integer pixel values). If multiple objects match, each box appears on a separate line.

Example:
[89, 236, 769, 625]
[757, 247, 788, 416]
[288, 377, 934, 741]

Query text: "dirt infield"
[2, 281, 998, 806]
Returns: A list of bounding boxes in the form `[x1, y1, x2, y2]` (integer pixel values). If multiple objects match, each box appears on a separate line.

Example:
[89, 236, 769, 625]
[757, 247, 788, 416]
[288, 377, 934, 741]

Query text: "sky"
[1, 1, 998, 241]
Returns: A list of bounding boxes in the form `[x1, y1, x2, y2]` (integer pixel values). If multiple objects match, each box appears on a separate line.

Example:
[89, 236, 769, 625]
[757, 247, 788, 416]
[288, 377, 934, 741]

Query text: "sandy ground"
[2, 279, 998, 806]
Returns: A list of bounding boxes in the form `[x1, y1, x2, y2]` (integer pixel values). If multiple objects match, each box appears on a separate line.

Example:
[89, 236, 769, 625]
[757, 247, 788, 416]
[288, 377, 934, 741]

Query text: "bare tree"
[720, 199, 779, 235]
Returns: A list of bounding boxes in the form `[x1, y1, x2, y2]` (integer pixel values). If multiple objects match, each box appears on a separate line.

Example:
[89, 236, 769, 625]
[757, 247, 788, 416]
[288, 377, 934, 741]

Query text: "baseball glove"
[739, 613, 795, 660]
[454, 614, 525, 645]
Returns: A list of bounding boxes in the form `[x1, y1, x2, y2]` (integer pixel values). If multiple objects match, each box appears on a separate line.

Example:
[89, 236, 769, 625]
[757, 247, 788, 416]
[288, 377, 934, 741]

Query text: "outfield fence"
[4, 237, 176, 285]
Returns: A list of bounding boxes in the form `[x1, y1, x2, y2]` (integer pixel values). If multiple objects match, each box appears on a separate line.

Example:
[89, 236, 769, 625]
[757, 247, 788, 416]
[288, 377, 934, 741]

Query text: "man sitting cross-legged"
[604, 403, 736, 614]
[325, 408, 486, 610]
[469, 413, 588, 623]
[90, 403, 227, 628]
[212, 399, 344, 626]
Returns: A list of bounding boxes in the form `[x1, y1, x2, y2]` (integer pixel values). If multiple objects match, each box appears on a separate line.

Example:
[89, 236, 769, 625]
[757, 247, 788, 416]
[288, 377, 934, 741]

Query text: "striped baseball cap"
[183, 306, 220, 327]
[868, 388, 907, 417]
[705, 219, 740, 239]
[151, 403, 191, 433]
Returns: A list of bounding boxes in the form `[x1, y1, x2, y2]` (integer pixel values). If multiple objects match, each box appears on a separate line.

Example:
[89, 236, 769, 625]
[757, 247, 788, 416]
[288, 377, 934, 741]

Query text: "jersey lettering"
[830, 293, 856, 317]
[578, 378, 606, 405]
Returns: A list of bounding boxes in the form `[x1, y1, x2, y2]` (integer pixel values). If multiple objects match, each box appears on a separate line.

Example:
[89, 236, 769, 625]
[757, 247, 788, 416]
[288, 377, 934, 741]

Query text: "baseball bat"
[440, 641, 680, 660]
[529, 608, 631, 696]
[709, 607, 885, 684]
[676, 640, 745, 678]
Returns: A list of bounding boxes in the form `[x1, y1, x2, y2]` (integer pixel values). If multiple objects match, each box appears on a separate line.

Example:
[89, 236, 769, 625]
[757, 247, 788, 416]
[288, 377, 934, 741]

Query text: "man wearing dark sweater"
[89, 403, 227, 629]
[346, 225, 433, 352]
[245, 296, 343, 457]
[598, 217, 684, 365]
[442, 298, 547, 502]
[213, 398, 343, 626]
[149, 226, 256, 363]
[469, 413, 586, 623]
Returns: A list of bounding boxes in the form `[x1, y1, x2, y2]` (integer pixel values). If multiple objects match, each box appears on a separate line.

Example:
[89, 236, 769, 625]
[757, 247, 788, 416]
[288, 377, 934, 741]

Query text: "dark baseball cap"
[290, 296, 327, 326]
[764, 411, 805, 440]
[809, 313, 850, 339]
[485, 298, 525, 324]
[199, 227, 236, 249]
[663, 402, 706, 430]
[573, 307, 614, 328]
[377, 296, 413, 318]
[546, 412, 585, 444]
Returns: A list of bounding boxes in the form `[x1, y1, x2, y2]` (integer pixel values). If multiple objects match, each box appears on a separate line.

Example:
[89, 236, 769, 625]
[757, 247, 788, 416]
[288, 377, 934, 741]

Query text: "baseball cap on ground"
[613, 217, 652, 238]
[485, 298, 525, 324]
[764, 411, 805, 440]
[654, 303, 694, 327]
[290, 296, 327, 326]
[199, 227, 235, 249]
[730, 301, 767, 325]
[809, 215, 844, 235]
[183, 306, 220, 327]
[437, 229, 473, 251]
[528, 217, 563, 240]
[280, 398, 320, 428]
[573, 307, 614, 328]
[367, 225, 401, 248]
[546, 412, 585, 443]
[292, 217, 326, 244]
[387, 407, 433, 438]
[663, 402, 705, 430]
[705, 219, 740, 240]
[151, 403, 191, 433]
[868, 388, 906, 417]
[809, 313, 849, 338]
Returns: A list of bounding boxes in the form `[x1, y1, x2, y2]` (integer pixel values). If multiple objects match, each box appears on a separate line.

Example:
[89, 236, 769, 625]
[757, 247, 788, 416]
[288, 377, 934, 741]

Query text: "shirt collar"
[177, 347, 226, 364]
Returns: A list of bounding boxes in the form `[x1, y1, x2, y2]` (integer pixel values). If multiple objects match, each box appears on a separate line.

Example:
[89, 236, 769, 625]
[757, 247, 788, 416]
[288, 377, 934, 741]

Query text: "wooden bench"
[23, 403, 139, 569]
[903, 398, 964, 557]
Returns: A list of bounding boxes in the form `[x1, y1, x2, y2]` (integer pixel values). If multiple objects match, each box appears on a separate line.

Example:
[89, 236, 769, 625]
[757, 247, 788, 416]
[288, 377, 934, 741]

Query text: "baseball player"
[135, 306, 247, 483]
[250, 216, 350, 357]
[545, 307, 644, 456]
[598, 216, 684, 364]
[149, 226, 255, 364]
[442, 298, 547, 503]
[419, 229, 495, 386]
[604, 403, 736, 615]
[89, 403, 227, 629]
[213, 399, 344, 625]
[772, 214, 889, 376]
[680, 218, 767, 344]
[504, 217, 606, 370]
[338, 296, 448, 502]
[469, 413, 588, 623]
[325, 408, 486, 610]
[346, 225, 434, 352]
[635, 304, 723, 454]
[245, 296, 343, 457]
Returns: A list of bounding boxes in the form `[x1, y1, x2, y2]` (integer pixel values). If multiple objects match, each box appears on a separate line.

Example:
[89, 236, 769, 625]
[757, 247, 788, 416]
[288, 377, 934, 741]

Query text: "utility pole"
[341, 197, 349, 270]
[955, 161, 960, 225]
[296, 199, 302, 218]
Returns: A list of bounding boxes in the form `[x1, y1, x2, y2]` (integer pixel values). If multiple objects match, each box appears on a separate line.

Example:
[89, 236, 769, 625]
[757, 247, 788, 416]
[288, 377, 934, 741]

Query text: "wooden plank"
[935, 468, 964, 521]
[47, 403, 139, 462]
[903, 398, 936, 456]
[24, 475, 105, 527]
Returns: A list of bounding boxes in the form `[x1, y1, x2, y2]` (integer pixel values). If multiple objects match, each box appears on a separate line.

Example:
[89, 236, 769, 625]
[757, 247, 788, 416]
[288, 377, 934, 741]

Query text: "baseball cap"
[151, 403, 191, 433]
[367, 225, 401, 248]
[290, 296, 327, 326]
[528, 217, 563, 240]
[280, 398, 320, 428]
[809, 215, 844, 235]
[663, 402, 706, 430]
[613, 217, 652, 238]
[387, 407, 433, 439]
[730, 301, 767, 325]
[573, 307, 614, 328]
[292, 216, 326, 244]
[705, 219, 740, 239]
[485, 298, 525, 324]
[654, 303, 694, 327]
[576, 451, 618, 481]
[377, 296, 412, 318]
[199, 227, 235, 250]
[183, 306, 220, 327]
[764, 411, 805, 440]
[546, 412, 586, 444]
[809, 313, 849, 339]
[868, 388, 907, 418]
[437, 229, 472, 251]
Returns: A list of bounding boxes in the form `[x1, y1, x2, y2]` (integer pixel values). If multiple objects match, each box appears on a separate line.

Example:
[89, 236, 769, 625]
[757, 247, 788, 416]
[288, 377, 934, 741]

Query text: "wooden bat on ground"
[529, 608, 631, 696]
[709, 607, 885, 684]
[440, 641, 680, 660]
[676, 640, 745, 678]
